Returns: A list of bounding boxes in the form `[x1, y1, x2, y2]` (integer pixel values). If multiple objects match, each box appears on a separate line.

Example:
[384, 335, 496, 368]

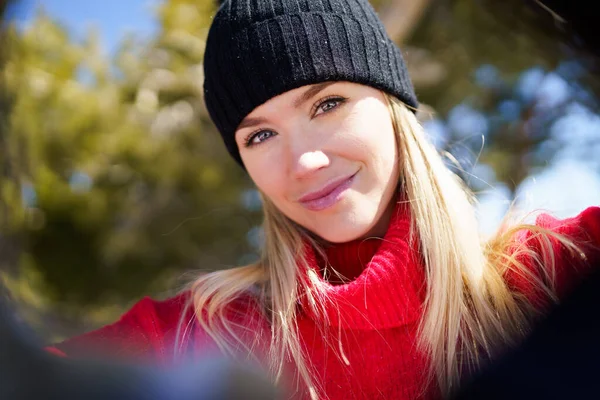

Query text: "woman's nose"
[293, 150, 330, 180]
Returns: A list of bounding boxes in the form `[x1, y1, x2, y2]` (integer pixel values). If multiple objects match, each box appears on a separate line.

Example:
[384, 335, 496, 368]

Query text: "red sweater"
[49, 206, 600, 399]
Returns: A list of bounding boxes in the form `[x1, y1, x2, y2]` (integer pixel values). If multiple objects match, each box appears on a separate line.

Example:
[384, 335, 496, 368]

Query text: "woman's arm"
[47, 293, 191, 365]
[507, 206, 600, 305]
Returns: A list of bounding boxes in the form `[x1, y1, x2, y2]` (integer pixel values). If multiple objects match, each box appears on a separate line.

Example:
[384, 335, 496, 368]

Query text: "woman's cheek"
[250, 157, 286, 199]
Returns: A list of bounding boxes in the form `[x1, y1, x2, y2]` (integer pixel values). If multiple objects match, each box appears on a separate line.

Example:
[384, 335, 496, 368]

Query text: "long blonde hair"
[180, 94, 583, 399]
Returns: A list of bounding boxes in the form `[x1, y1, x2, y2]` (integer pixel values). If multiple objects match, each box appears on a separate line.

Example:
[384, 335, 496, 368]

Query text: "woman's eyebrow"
[293, 81, 337, 109]
[237, 82, 338, 131]
[237, 116, 269, 131]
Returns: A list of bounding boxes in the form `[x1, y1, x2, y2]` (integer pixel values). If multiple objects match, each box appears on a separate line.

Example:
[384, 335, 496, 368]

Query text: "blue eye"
[313, 96, 347, 117]
[244, 129, 276, 148]
[320, 99, 340, 112]
[242, 96, 347, 149]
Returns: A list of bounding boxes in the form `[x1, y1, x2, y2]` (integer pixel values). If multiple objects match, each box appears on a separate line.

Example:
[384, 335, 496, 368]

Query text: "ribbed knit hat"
[203, 0, 418, 168]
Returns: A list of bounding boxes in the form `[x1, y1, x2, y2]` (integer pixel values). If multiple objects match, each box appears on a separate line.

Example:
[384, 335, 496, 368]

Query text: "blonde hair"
[179, 94, 583, 399]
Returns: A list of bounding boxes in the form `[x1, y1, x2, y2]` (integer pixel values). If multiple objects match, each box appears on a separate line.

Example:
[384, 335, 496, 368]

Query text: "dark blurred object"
[453, 262, 600, 399]
[0, 293, 279, 400]
[534, 0, 600, 56]
[452, 2, 600, 398]
[0, 0, 8, 18]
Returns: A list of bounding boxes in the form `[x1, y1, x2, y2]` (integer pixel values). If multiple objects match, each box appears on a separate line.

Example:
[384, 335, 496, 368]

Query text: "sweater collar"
[297, 202, 426, 330]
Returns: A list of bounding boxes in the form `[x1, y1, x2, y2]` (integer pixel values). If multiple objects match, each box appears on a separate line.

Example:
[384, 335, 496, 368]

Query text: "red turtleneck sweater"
[48, 206, 600, 399]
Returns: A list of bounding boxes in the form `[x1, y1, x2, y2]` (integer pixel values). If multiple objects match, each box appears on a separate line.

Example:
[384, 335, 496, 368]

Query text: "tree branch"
[379, 0, 433, 44]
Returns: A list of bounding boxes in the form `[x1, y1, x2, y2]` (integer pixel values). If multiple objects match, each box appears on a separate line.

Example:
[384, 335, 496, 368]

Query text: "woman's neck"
[297, 199, 425, 329]
[318, 237, 383, 284]
[313, 197, 401, 283]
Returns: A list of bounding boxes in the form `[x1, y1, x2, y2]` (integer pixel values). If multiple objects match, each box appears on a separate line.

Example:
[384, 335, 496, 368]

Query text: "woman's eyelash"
[311, 95, 347, 117]
[243, 95, 348, 148]
[243, 129, 276, 148]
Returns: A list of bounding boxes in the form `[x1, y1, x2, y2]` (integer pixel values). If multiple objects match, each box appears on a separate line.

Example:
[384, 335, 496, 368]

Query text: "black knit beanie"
[203, 0, 418, 168]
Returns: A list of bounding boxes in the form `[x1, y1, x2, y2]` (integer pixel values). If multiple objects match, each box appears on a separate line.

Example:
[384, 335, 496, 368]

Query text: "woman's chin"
[308, 217, 374, 244]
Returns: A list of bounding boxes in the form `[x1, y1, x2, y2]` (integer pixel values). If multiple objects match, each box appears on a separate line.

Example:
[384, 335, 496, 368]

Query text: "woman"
[48, 0, 600, 399]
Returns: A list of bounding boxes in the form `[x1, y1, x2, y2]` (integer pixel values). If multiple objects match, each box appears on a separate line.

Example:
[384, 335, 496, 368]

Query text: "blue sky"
[13, 1, 600, 235]
[13, 0, 159, 55]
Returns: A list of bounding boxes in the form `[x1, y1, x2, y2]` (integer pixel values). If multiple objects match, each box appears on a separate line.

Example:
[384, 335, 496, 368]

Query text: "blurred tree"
[404, 0, 599, 197]
[1, 0, 25, 280]
[2, 1, 261, 338]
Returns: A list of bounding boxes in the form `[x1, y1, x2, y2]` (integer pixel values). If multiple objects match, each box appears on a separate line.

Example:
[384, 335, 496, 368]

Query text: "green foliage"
[408, 0, 599, 194]
[2, 1, 261, 337]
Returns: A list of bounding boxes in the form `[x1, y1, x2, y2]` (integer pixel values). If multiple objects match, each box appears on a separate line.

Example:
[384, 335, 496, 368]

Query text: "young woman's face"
[235, 81, 399, 243]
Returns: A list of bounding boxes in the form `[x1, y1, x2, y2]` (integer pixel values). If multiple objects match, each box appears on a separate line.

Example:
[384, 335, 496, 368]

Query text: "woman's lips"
[298, 171, 358, 211]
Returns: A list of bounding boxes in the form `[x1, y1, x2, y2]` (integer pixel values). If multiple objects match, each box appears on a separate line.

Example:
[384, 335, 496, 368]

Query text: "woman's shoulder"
[525, 205, 600, 268]
[47, 292, 188, 362]
[506, 206, 600, 304]
[48, 290, 265, 363]
[532, 206, 600, 241]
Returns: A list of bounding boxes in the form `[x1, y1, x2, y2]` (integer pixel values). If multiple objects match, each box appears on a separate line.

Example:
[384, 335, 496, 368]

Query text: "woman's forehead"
[236, 81, 381, 133]
[260, 81, 341, 108]
[245, 81, 364, 117]
[238, 82, 342, 127]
